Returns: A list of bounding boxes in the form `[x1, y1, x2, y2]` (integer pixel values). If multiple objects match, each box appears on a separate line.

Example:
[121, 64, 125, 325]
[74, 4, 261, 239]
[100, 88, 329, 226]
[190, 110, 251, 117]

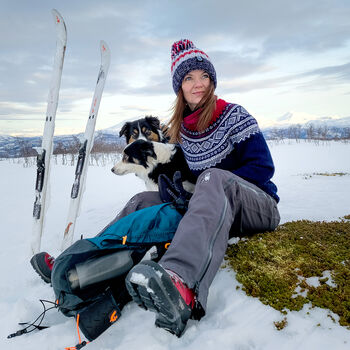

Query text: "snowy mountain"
[260, 113, 350, 140]
[0, 130, 125, 158]
[1, 114, 349, 158]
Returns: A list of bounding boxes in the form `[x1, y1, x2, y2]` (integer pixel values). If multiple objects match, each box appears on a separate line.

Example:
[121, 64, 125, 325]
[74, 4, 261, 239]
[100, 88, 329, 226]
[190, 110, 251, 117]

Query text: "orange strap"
[64, 314, 90, 350]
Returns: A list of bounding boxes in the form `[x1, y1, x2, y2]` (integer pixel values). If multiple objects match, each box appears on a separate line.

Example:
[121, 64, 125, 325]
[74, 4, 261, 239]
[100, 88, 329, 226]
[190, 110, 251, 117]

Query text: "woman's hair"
[167, 81, 216, 143]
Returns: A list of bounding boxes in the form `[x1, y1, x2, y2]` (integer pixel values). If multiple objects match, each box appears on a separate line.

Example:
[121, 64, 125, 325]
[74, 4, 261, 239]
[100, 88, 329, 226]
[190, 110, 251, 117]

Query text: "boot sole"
[125, 260, 191, 337]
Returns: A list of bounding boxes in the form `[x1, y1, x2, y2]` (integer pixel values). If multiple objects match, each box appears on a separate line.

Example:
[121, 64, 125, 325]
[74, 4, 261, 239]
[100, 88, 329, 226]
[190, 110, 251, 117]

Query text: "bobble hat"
[171, 39, 217, 94]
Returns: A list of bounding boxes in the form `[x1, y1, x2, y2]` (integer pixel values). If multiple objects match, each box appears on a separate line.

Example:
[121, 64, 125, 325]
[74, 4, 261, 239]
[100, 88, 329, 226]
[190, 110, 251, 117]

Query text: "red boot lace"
[166, 269, 195, 308]
[45, 254, 55, 271]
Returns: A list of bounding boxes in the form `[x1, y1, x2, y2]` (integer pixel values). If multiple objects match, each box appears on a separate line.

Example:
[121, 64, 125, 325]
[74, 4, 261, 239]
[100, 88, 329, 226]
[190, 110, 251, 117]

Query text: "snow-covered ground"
[1, 140, 350, 350]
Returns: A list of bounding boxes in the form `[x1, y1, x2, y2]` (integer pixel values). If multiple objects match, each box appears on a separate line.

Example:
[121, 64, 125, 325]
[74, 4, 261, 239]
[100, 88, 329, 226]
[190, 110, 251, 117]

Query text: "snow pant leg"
[159, 168, 280, 314]
[97, 191, 162, 235]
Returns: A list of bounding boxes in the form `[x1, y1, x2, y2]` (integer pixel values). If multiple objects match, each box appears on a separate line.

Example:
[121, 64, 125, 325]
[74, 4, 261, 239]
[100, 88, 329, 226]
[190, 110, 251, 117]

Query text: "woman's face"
[181, 69, 210, 111]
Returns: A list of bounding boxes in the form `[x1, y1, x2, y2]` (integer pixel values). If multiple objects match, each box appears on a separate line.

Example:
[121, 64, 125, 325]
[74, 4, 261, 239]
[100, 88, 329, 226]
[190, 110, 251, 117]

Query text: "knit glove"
[158, 171, 192, 212]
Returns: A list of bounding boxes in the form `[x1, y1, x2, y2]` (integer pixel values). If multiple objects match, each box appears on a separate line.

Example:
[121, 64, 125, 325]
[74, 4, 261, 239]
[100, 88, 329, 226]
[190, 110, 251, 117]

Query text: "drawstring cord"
[65, 314, 90, 350]
[7, 299, 57, 338]
[7, 299, 90, 350]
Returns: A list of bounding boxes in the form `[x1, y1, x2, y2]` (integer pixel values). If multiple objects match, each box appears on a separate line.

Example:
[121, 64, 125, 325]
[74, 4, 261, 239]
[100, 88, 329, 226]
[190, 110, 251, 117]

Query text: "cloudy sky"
[1, 0, 350, 136]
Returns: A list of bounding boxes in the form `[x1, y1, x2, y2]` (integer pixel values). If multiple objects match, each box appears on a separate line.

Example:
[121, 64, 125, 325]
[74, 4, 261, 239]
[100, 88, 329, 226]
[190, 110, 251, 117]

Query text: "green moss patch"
[314, 172, 349, 176]
[225, 216, 350, 328]
[274, 317, 288, 331]
[302, 172, 349, 179]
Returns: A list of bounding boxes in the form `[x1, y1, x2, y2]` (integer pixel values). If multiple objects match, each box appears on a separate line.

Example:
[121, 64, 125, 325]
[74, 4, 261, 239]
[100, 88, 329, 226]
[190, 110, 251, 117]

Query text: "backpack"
[51, 202, 183, 342]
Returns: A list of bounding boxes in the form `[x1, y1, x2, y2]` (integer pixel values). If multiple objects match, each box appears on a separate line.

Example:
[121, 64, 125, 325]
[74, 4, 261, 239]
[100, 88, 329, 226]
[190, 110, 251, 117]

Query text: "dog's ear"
[145, 116, 160, 129]
[119, 122, 130, 138]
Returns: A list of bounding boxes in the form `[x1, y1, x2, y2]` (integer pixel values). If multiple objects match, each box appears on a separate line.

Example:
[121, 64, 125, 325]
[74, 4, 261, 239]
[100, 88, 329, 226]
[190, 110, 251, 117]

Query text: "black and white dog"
[111, 139, 196, 192]
[119, 116, 169, 144]
[113, 116, 195, 191]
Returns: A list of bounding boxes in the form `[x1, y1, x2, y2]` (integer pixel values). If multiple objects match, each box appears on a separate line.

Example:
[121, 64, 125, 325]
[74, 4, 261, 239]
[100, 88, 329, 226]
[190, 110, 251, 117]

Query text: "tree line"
[14, 136, 125, 158]
[266, 124, 350, 142]
[7, 137, 125, 167]
[3, 123, 350, 166]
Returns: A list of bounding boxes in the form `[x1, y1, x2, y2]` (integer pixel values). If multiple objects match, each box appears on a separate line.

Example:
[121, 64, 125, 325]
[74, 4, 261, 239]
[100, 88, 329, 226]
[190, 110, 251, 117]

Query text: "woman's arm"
[231, 132, 275, 186]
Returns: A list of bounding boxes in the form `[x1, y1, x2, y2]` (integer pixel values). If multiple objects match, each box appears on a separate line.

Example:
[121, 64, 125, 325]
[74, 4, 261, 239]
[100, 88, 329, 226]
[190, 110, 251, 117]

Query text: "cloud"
[217, 59, 350, 95]
[218, 76, 289, 94]
[258, 1, 350, 56]
[210, 50, 273, 82]
[303, 62, 350, 81]
[1, 0, 350, 135]
[0, 101, 45, 115]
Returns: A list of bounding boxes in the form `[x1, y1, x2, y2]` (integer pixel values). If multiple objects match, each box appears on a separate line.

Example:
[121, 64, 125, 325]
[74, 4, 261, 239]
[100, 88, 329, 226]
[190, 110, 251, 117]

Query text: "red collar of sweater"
[182, 98, 228, 131]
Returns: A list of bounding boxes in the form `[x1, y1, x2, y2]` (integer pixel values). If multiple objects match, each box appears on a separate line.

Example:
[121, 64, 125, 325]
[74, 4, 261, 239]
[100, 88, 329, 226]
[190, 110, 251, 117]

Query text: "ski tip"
[51, 9, 67, 39]
[51, 9, 63, 23]
[100, 40, 111, 67]
[100, 40, 110, 54]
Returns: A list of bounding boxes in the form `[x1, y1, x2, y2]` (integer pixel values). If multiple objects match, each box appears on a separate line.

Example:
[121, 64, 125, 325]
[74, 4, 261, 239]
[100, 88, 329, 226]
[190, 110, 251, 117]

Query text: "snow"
[293, 270, 337, 300]
[129, 272, 150, 287]
[305, 271, 337, 289]
[1, 140, 350, 350]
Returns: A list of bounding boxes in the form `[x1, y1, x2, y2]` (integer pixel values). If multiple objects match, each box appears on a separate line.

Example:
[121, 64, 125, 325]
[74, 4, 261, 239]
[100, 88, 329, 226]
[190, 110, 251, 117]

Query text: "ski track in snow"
[1, 140, 350, 350]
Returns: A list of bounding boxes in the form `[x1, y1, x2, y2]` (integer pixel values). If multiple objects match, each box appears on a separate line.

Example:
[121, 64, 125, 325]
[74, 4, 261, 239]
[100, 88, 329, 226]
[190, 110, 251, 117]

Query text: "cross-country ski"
[61, 40, 111, 251]
[31, 9, 67, 255]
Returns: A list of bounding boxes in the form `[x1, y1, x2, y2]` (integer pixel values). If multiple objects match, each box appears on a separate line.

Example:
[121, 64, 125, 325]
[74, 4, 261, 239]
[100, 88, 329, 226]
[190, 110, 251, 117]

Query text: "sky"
[1, 0, 350, 136]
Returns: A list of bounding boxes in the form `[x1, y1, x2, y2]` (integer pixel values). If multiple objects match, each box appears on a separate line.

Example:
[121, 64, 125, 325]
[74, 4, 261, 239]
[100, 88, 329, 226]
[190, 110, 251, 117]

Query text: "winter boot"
[125, 260, 195, 337]
[30, 252, 55, 283]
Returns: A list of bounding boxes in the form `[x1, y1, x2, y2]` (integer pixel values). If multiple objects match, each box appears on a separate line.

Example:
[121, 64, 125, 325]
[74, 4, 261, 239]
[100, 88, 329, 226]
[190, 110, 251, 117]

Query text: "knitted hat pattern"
[171, 39, 217, 94]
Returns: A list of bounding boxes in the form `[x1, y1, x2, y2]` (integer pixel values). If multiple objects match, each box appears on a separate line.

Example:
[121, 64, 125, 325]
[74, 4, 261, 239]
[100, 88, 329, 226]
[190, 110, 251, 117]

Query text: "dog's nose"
[111, 168, 115, 173]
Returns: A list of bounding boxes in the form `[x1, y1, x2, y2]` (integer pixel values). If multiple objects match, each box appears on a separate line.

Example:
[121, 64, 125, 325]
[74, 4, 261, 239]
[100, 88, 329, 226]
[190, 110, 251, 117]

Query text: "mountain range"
[1, 113, 349, 158]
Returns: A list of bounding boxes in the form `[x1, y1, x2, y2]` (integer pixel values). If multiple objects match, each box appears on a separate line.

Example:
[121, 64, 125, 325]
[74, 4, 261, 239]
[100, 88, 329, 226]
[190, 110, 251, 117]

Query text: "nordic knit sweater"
[180, 99, 279, 202]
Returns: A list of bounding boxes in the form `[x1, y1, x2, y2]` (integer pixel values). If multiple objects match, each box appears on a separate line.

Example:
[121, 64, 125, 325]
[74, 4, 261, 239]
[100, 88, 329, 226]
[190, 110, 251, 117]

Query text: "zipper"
[195, 195, 228, 294]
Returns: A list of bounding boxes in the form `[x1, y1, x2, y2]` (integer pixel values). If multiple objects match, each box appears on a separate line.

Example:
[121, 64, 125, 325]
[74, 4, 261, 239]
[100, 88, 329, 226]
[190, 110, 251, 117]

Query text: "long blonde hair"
[167, 82, 216, 143]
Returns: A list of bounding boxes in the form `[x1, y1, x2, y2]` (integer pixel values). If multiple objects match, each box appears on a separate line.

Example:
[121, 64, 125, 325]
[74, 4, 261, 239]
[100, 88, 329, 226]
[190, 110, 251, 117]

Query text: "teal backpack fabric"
[88, 203, 183, 249]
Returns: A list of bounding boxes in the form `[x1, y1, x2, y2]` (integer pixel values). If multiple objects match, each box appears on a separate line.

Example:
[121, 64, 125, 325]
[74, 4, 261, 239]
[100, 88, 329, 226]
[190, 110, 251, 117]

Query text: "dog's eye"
[145, 130, 151, 136]
[122, 154, 129, 161]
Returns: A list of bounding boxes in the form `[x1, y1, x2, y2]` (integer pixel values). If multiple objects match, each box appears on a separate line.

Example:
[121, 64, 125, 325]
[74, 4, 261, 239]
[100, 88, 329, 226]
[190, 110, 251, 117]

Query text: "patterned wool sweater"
[180, 99, 279, 202]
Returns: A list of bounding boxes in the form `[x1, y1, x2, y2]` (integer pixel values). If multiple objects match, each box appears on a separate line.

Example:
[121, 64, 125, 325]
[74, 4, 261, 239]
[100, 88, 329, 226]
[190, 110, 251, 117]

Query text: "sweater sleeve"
[231, 132, 275, 186]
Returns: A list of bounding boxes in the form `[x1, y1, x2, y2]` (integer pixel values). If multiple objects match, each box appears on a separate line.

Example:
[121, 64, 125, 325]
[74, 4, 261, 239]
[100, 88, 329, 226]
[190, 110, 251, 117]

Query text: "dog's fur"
[119, 116, 168, 144]
[111, 139, 196, 192]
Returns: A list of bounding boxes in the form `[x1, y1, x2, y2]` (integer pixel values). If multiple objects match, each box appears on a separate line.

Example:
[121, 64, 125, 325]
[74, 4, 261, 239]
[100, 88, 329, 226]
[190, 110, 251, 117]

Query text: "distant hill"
[1, 115, 349, 158]
[0, 129, 126, 158]
[261, 113, 350, 140]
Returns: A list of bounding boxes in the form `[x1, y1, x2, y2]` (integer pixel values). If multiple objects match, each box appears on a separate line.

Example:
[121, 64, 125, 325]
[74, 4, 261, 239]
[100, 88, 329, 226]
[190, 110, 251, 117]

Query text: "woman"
[31, 39, 280, 338]
[124, 39, 280, 337]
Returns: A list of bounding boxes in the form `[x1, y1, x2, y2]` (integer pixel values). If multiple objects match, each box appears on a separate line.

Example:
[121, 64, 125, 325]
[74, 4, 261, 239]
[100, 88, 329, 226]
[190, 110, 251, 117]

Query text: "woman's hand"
[158, 171, 192, 212]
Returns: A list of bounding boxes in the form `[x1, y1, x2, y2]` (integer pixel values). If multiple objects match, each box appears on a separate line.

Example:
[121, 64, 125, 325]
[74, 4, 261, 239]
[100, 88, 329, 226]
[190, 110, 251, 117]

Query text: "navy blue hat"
[171, 39, 217, 94]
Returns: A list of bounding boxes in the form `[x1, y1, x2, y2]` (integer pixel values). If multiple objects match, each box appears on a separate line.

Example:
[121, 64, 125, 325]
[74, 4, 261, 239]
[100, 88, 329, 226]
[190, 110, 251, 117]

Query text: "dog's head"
[122, 139, 157, 168]
[111, 139, 191, 192]
[119, 116, 166, 144]
[111, 139, 157, 175]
